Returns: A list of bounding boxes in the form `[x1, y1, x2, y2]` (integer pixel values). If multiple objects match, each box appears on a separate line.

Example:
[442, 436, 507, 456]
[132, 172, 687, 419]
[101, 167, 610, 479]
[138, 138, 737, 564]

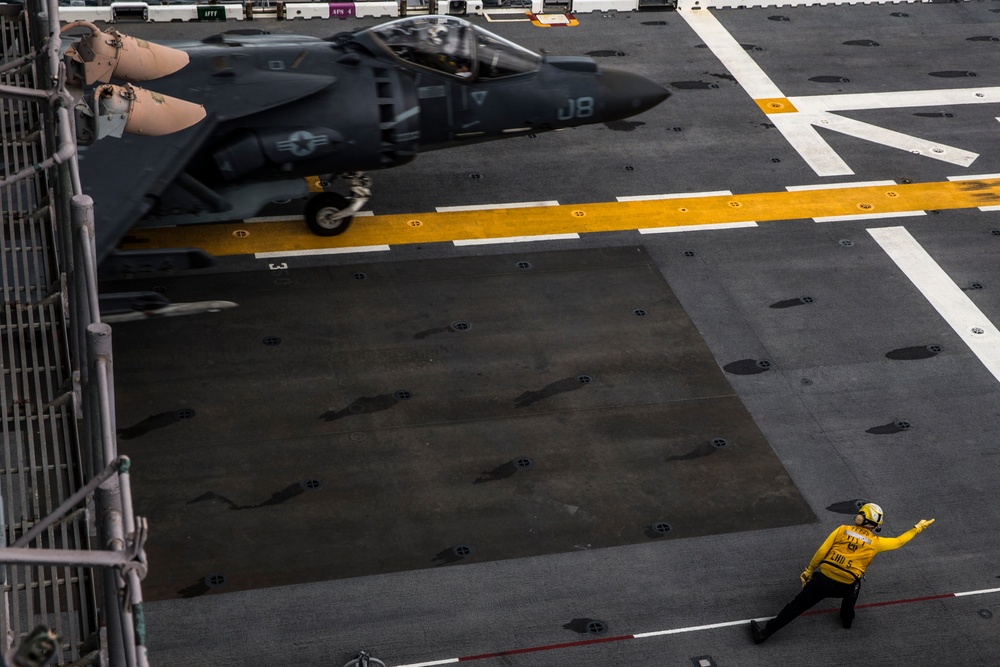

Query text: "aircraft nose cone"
[598, 69, 670, 122]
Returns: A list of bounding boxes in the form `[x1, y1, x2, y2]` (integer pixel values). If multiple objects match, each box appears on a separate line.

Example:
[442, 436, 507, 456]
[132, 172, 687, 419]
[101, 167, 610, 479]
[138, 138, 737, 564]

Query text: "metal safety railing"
[1, 1, 149, 665]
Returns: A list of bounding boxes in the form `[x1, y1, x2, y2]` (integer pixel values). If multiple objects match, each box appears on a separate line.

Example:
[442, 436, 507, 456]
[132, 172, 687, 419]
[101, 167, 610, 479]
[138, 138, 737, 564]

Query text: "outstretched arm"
[876, 518, 935, 553]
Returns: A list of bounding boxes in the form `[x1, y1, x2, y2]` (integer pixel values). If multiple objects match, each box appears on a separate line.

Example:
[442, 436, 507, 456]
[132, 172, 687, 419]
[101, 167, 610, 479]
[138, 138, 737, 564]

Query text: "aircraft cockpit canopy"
[369, 16, 542, 81]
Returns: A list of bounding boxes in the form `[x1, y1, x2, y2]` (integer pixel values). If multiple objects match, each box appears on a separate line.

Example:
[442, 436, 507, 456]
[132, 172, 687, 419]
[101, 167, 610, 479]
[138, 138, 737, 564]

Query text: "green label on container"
[197, 5, 227, 20]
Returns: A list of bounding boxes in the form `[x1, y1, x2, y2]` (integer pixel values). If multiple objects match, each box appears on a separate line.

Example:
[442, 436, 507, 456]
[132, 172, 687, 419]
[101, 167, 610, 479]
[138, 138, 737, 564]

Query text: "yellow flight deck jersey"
[807, 524, 920, 584]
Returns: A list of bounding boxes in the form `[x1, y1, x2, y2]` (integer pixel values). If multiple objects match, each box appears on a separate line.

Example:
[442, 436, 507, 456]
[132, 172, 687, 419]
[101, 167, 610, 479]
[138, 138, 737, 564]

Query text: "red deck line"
[802, 592, 956, 616]
[458, 634, 635, 661]
[394, 587, 999, 667]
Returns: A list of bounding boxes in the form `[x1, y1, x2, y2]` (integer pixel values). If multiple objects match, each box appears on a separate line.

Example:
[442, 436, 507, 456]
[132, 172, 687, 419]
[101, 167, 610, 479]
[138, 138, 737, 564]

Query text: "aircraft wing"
[81, 120, 214, 263]
[80, 64, 339, 262]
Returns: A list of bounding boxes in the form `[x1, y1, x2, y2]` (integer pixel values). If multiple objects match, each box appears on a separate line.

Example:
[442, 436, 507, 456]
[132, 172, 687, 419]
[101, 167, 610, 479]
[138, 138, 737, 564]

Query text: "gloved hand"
[800, 569, 812, 587]
[914, 518, 935, 533]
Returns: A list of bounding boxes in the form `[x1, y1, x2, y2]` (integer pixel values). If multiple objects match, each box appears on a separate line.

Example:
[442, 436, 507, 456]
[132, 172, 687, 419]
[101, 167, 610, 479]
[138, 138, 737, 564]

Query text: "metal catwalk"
[1, 5, 96, 662]
[2, 4, 148, 665]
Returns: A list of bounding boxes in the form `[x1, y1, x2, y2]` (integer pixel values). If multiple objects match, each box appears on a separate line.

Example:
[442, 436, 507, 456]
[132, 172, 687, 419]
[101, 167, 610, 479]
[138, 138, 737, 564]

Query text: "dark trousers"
[764, 571, 861, 636]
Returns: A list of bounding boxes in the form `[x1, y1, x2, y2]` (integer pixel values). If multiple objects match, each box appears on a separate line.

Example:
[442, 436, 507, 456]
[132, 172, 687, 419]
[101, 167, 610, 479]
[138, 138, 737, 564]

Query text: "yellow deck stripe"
[119, 178, 1000, 257]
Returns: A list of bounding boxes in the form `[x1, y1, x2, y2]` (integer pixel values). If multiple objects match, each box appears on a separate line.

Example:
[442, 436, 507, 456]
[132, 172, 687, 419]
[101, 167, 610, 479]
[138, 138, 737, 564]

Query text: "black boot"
[750, 620, 770, 644]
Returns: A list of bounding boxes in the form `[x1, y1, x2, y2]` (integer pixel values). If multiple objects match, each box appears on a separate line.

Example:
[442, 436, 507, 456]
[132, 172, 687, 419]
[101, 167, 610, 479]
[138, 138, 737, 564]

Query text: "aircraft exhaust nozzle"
[597, 69, 670, 123]
[63, 21, 190, 85]
[94, 83, 206, 138]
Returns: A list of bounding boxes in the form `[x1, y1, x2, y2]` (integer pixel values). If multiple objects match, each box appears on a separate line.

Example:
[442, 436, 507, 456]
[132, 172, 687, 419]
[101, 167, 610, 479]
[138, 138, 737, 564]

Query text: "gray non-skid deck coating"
[112, 6, 1000, 667]
[110, 246, 813, 599]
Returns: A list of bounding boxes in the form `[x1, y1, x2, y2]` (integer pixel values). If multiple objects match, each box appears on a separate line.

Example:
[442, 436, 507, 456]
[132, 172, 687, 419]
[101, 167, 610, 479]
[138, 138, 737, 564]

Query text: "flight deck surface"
[109, 6, 1000, 667]
[109, 246, 814, 598]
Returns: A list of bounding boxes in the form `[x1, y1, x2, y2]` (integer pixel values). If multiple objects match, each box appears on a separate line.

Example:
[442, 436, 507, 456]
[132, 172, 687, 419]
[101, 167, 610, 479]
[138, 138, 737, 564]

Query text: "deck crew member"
[750, 502, 935, 643]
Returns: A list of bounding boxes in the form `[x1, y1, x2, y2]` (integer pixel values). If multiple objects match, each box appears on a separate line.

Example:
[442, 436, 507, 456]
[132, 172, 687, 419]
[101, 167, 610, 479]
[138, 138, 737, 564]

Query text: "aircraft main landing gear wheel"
[305, 192, 353, 236]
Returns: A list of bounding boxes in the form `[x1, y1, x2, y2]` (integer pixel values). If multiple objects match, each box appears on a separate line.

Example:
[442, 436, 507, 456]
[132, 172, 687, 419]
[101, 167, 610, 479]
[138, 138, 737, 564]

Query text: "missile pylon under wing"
[71, 15, 670, 271]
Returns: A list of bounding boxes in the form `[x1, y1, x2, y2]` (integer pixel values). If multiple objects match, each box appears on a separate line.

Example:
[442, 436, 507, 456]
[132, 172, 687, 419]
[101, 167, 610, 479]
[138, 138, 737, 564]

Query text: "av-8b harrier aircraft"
[64, 15, 669, 268]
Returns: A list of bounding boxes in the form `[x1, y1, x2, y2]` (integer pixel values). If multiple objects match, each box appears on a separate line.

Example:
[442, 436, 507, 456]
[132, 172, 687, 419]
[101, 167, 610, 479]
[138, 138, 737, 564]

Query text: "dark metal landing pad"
[108, 246, 815, 600]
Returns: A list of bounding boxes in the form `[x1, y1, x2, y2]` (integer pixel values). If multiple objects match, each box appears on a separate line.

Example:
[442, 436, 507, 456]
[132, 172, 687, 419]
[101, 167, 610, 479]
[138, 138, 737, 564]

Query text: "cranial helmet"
[427, 25, 448, 46]
[856, 502, 884, 531]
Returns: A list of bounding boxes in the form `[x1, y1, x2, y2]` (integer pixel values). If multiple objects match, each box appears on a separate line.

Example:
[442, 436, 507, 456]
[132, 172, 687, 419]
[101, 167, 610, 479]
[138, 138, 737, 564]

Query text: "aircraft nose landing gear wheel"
[305, 192, 353, 236]
[304, 172, 372, 237]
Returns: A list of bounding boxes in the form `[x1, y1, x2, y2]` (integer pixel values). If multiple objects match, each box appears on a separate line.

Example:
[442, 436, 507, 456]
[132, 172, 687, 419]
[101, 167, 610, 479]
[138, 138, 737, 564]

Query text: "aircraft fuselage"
[151, 18, 668, 187]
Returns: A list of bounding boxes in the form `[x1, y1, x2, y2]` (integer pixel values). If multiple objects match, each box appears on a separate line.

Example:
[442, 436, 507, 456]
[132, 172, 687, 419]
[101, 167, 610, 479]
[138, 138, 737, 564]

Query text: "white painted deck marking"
[792, 88, 1000, 113]
[814, 211, 927, 223]
[767, 113, 853, 176]
[632, 617, 770, 638]
[254, 245, 390, 258]
[436, 200, 559, 212]
[246, 211, 374, 224]
[675, 10, 782, 98]
[787, 180, 897, 191]
[617, 190, 732, 202]
[948, 172, 1000, 181]
[482, 11, 532, 23]
[639, 221, 758, 234]
[677, 9, 990, 176]
[246, 215, 306, 223]
[453, 233, 580, 246]
[869, 226, 1000, 383]
[801, 111, 976, 168]
[954, 587, 1000, 597]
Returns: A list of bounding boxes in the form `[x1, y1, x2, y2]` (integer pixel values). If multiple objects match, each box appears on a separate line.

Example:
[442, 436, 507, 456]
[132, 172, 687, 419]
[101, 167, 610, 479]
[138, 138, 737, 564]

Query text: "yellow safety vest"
[808, 524, 919, 584]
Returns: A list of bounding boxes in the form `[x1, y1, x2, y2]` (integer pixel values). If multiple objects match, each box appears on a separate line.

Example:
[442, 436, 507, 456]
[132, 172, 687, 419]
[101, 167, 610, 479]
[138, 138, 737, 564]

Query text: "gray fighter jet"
[66, 16, 669, 269]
